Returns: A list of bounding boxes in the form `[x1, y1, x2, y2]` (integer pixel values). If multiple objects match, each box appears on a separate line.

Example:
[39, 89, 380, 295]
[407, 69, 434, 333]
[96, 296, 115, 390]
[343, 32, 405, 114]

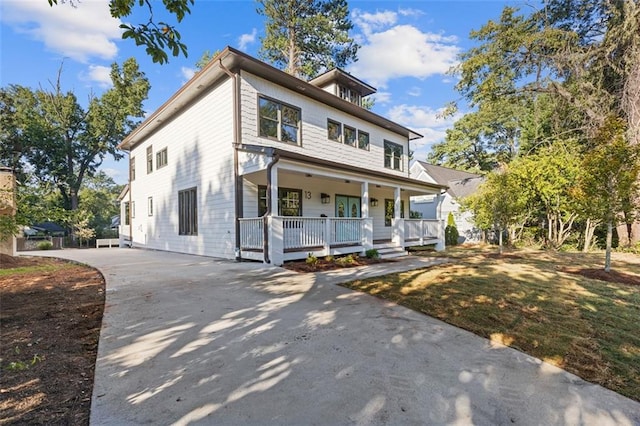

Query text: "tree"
[3, 58, 149, 212]
[577, 117, 640, 271]
[47, 0, 194, 64]
[78, 172, 124, 238]
[257, 0, 359, 79]
[195, 50, 221, 71]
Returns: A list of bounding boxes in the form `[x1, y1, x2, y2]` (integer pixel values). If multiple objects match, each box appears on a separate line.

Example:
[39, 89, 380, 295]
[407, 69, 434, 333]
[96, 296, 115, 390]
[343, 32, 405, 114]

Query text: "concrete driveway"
[33, 249, 640, 425]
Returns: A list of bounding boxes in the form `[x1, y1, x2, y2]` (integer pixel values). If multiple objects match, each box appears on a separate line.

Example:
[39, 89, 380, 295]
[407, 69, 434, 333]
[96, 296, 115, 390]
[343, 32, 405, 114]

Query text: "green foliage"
[365, 249, 379, 259]
[195, 49, 221, 71]
[5, 353, 43, 371]
[409, 210, 422, 219]
[37, 241, 53, 250]
[324, 255, 334, 263]
[445, 225, 459, 246]
[335, 254, 356, 266]
[0, 215, 19, 242]
[48, 0, 193, 64]
[2, 58, 148, 212]
[257, 0, 359, 79]
[446, 212, 456, 227]
[78, 172, 123, 238]
[305, 253, 318, 267]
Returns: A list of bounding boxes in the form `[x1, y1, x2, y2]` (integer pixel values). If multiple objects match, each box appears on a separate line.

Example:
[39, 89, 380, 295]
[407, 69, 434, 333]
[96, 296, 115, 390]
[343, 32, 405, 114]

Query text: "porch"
[239, 216, 443, 265]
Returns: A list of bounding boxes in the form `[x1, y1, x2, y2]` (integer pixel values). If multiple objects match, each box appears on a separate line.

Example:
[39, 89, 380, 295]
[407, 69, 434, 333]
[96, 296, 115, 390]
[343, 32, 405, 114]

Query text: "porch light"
[321, 193, 331, 204]
[370, 198, 379, 207]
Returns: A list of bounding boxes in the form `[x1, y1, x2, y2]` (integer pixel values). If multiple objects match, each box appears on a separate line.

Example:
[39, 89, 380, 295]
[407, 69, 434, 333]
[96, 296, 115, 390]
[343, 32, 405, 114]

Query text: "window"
[384, 199, 405, 226]
[258, 97, 300, 144]
[179, 187, 198, 235]
[358, 131, 369, 150]
[258, 186, 302, 216]
[130, 157, 136, 181]
[344, 125, 356, 147]
[146, 146, 153, 174]
[148, 197, 153, 216]
[327, 119, 341, 142]
[156, 148, 168, 169]
[338, 85, 361, 106]
[384, 140, 403, 170]
[124, 202, 130, 225]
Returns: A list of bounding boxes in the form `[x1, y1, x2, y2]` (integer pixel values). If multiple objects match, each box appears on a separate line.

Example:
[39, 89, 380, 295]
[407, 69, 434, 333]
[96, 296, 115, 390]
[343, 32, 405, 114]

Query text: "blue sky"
[1, 0, 527, 184]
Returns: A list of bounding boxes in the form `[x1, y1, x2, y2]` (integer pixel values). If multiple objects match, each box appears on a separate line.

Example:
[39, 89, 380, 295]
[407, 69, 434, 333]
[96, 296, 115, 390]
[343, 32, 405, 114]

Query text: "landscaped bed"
[342, 246, 640, 402]
[0, 254, 105, 425]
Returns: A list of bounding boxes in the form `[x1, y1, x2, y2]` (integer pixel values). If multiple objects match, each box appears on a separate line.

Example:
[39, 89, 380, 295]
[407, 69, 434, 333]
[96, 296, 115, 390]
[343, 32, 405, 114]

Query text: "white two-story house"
[118, 47, 446, 265]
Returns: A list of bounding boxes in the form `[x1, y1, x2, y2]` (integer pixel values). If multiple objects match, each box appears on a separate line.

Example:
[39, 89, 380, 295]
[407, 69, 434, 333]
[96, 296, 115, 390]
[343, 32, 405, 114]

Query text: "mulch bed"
[283, 256, 394, 273]
[559, 266, 640, 286]
[0, 254, 105, 425]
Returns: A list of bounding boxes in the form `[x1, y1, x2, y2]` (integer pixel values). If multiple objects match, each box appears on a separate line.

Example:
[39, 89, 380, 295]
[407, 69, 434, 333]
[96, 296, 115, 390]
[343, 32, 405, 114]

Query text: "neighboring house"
[410, 161, 484, 243]
[118, 47, 446, 265]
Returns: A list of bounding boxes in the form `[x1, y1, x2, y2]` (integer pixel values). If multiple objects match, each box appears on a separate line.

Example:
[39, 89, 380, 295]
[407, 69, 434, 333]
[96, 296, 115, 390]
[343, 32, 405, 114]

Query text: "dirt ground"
[282, 255, 393, 273]
[0, 254, 105, 425]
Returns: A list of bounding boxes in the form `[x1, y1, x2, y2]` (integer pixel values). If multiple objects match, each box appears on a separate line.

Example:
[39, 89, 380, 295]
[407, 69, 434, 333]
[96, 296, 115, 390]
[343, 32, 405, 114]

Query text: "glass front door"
[335, 195, 361, 218]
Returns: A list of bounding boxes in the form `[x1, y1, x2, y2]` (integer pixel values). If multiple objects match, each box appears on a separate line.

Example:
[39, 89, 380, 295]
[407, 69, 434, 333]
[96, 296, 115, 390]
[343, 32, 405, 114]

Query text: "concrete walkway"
[27, 249, 640, 425]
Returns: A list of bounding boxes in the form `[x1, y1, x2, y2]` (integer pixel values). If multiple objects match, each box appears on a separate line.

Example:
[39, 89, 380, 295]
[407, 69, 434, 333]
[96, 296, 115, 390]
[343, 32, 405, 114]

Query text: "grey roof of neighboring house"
[415, 161, 484, 198]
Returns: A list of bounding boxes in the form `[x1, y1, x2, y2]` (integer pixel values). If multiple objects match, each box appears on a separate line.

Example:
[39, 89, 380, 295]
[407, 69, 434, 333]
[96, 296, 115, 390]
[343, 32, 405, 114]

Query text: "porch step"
[375, 246, 408, 259]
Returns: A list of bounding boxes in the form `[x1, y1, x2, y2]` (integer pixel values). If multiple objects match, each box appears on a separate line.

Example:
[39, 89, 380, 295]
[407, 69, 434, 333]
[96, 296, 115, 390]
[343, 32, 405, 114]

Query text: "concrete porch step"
[375, 246, 408, 259]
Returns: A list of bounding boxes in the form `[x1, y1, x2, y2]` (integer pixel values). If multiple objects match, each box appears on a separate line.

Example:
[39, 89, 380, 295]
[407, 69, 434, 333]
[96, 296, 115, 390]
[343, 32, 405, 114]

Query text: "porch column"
[268, 216, 285, 266]
[392, 187, 404, 248]
[269, 163, 279, 216]
[435, 192, 445, 251]
[361, 181, 369, 218]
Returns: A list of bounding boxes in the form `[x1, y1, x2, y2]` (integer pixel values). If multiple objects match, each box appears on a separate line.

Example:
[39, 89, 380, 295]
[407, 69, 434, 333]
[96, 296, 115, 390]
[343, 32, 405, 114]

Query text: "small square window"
[358, 131, 369, 150]
[344, 126, 356, 147]
[328, 119, 341, 142]
[148, 197, 153, 216]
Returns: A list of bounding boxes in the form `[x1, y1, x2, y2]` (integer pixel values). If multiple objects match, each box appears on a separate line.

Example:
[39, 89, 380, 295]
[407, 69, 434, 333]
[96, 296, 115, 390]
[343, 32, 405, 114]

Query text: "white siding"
[240, 71, 410, 177]
[126, 78, 236, 259]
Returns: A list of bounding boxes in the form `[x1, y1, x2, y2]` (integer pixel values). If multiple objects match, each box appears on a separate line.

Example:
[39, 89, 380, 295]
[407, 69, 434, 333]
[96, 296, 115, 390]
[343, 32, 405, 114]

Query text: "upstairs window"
[384, 140, 403, 171]
[327, 119, 341, 142]
[146, 146, 153, 174]
[344, 125, 356, 147]
[130, 157, 136, 181]
[156, 147, 168, 169]
[358, 131, 370, 150]
[259, 96, 301, 144]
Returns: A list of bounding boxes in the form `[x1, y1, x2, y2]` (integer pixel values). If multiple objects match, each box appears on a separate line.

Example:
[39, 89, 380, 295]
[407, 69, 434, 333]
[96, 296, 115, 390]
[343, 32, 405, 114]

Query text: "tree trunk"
[583, 218, 599, 253]
[498, 227, 503, 255]
[605, 221, 612, 273]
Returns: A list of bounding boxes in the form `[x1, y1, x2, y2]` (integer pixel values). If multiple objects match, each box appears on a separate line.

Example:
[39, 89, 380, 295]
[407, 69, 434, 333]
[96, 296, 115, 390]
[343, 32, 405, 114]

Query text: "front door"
[335, 195, 361, 218]
[335, 196, 361, 243]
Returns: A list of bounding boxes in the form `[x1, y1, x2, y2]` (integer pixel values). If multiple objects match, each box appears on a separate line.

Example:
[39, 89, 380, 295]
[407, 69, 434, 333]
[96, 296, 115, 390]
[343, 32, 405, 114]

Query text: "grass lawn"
[341, 246, 640, 402]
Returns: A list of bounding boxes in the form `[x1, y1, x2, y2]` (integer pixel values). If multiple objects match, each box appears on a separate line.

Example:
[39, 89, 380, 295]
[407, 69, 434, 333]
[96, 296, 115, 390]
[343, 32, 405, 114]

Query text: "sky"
[0, 0, 530, 184]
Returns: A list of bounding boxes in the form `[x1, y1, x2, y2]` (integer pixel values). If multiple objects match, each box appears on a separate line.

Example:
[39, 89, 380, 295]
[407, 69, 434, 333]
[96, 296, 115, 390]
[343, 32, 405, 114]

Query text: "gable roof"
[119, 47, 422, 151]
[414, 161, 483, 198]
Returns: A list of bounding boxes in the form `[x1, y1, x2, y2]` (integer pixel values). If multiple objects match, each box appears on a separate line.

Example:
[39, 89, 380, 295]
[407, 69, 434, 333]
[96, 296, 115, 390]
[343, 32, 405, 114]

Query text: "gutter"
[218, 58, 243, 261]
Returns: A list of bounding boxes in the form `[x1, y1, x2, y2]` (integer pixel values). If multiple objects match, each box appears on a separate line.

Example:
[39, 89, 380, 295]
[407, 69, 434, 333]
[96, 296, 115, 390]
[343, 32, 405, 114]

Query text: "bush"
[365, 249, 380, 259]
[37, 241, 53, 250]
[335, 254, 356, 266]
[324, 255, 334, 263]
[445, 213, 459, 246]
[305, 253, 318, 267]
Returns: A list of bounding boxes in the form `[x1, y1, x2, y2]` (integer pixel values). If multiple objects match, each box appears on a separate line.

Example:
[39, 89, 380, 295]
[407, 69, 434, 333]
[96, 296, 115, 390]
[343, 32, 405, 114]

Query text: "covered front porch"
[236, 149, 446, 265]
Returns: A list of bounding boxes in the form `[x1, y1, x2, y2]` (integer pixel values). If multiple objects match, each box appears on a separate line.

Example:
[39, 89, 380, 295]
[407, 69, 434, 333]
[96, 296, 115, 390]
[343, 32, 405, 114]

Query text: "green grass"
[0, 263, 75, 278]
[342, 247, 640, 401]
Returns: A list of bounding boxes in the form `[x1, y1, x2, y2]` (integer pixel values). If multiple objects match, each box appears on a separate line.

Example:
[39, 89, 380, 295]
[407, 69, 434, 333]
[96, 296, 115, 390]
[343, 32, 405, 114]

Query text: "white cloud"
[180, 67, 196, 82]
[348, 24, 460, 88]
[101, 167, 123, 181]
[352, 9, 397, 36]
[80, 65, 112, 88]
[398, 8, 425, 18]
[371, 91, 391, 105]
[238, 28, 257, 51]
[387, 105, 463, 159]
[407, 86, 422, 97]
[1, 0, 121, 62]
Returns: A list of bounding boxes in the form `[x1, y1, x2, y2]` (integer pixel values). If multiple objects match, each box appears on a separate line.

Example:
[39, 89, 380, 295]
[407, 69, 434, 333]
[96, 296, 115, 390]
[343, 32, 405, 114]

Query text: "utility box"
[0, 167, 17, 257]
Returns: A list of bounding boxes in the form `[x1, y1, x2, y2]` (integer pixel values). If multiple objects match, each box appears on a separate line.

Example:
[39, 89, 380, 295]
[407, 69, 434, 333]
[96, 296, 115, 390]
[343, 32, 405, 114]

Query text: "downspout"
[218, 58, 243, 261]
[263, 153, 280, 264]
[128, 151, 133, 247]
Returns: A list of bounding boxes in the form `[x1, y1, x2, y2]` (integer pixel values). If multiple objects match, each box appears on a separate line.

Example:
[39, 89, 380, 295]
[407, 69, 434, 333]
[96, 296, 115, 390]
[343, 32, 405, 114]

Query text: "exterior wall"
[410, 191, 481, 243]
[242, 169, 410, 242]
[126, 78, 236, 258]
[239, 71, 410, 177]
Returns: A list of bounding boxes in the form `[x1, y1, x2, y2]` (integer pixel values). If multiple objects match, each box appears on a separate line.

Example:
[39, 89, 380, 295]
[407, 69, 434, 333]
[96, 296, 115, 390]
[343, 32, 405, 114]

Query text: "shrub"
[335, 254, 356, 266]
[324, 255, 334, 262]
[37, 241, 53, 250]
[365, 249, 380, 259]
[445, 212, 459, 246]
[305, 253, 318, 267]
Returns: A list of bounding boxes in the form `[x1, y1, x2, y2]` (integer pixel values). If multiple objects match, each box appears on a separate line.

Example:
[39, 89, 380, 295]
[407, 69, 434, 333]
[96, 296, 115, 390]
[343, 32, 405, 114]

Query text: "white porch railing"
[331, 218, 363, 246]
[282, 217, 326, 250]
[239, 218, 264, 250]
[404, 219, 441, 244]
